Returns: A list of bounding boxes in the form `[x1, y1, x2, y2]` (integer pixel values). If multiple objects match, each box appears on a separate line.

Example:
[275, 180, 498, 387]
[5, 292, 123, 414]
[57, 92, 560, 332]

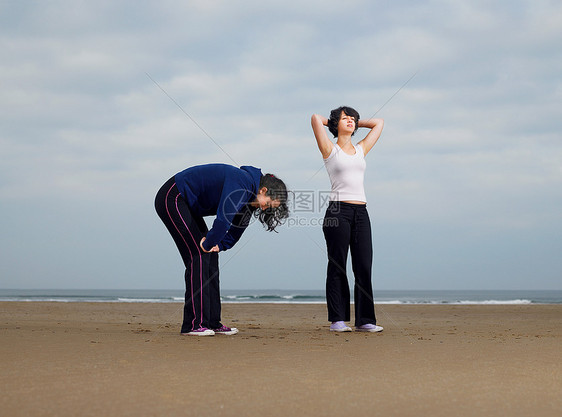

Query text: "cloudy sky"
[1, 0, 561, 291]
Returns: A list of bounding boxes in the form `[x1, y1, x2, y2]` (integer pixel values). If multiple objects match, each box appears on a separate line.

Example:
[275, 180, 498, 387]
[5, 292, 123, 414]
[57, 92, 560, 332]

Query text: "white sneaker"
[330, 321, 352, 332]
[356, 324, 383, 333]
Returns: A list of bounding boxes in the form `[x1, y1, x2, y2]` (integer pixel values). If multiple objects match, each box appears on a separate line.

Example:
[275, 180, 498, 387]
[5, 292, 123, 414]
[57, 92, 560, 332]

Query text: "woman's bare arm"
[311, 114, 334, 159]
[357, 118, 384, 156]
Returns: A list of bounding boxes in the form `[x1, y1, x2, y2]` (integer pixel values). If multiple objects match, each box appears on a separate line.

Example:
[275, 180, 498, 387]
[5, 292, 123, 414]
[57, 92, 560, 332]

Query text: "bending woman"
[311, 107, 384, 332]
[155, 163, 289, 336]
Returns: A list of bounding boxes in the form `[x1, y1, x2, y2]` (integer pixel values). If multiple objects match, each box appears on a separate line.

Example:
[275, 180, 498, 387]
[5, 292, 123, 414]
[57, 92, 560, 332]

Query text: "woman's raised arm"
[357, 118, 384, 156]
[311, 114, 334, 159]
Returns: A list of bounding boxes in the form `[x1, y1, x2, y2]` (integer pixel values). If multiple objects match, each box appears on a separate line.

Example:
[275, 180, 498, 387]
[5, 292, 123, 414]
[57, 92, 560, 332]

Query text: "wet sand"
[1, 302, 561, 416]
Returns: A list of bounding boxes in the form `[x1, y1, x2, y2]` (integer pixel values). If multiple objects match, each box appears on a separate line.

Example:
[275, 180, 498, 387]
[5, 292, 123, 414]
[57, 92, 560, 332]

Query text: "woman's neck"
[337, 134, 354, 150]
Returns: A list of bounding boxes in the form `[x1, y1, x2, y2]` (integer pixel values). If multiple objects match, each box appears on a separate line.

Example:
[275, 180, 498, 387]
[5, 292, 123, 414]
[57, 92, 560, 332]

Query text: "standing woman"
[311, 107, 384, 332]
[155, 163, 289, 336]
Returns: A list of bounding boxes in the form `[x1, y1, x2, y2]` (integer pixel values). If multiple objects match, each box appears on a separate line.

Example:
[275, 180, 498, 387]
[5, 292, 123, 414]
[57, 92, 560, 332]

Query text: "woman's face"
[338, 112, 356, 135]
[254, 187, 281, 210]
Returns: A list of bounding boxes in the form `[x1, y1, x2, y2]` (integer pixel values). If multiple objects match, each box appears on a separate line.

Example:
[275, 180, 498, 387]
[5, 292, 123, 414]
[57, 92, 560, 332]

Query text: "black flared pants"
[322, 201, 377, 326]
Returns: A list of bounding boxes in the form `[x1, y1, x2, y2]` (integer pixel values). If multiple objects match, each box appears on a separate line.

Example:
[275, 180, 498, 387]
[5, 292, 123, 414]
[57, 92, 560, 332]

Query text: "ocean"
[0, 289, 561, 304]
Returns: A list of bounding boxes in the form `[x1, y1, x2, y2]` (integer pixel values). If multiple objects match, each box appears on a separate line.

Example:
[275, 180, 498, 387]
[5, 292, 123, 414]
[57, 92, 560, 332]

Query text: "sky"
[1, 0, 561, 291]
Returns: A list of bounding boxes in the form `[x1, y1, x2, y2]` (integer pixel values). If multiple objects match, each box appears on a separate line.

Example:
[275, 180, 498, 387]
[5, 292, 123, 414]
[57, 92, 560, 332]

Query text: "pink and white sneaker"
[182, 327, 215, 336]
[212, 325, 239, 335]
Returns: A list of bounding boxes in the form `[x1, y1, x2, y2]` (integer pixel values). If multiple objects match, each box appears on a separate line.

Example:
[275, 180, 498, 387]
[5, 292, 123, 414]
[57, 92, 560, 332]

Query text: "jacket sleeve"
[217, 205, 254, 251]
[202, 188, 251, 250]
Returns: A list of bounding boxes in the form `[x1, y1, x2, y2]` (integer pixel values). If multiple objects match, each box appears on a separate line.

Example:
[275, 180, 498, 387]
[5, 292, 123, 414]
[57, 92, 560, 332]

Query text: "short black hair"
[327, 106, 360, 138]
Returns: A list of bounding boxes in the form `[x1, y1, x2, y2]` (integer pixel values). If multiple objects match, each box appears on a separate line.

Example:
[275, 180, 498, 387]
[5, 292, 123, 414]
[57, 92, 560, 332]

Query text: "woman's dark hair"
[327, 106, 360, 138]
[254, 173, 289, 232]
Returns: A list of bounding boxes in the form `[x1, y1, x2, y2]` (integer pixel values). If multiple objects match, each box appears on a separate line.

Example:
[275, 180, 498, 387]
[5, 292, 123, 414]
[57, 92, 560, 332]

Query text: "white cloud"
[1, 0, 560, 290]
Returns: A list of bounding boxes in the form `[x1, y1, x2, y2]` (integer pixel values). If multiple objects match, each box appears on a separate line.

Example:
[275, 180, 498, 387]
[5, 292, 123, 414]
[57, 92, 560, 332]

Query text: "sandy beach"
[1, 302, 561, 416]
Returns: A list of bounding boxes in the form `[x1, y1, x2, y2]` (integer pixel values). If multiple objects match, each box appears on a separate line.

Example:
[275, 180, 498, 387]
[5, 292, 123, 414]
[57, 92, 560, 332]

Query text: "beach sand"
[1, 302, 561, 416]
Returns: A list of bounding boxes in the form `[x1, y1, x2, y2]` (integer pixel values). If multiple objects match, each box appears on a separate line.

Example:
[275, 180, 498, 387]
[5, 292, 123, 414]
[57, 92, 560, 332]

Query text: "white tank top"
[323, 144, 367, 202]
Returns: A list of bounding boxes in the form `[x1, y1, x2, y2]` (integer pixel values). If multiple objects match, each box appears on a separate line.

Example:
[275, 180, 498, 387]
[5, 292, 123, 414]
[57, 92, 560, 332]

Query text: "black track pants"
[322, 201, 377, 326]
[155, 177, 222, 333]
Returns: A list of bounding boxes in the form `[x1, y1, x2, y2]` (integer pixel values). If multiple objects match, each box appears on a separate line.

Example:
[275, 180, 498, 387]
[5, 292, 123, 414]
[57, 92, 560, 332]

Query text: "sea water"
[0, 289, 561, 304]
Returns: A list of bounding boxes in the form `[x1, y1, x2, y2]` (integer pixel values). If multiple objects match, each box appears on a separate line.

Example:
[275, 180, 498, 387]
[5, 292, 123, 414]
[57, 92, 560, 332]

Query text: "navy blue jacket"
[174, 164, 262, 251]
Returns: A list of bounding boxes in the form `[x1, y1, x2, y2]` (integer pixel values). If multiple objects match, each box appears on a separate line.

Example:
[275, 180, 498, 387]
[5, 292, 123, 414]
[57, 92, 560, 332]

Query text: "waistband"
[328, 201, 367, 209]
